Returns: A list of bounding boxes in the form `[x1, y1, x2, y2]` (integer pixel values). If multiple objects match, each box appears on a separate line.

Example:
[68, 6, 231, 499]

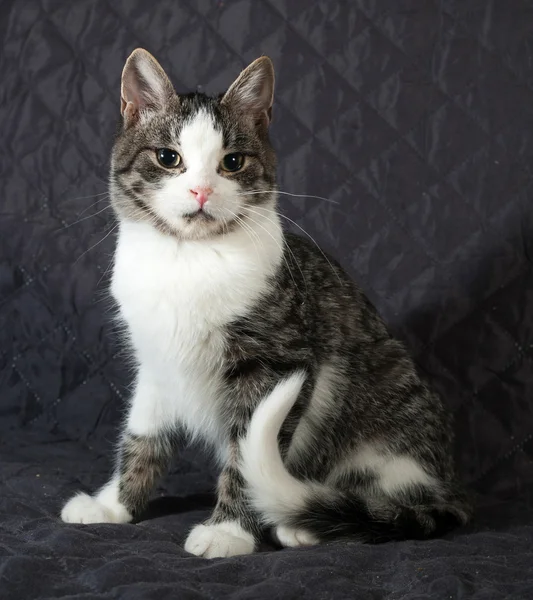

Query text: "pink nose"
[190, 186, 213, 208]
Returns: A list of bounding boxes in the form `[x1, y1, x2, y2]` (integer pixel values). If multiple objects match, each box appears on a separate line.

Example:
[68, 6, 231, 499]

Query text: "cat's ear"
[221, 57, 275, 127]
[120, 49, 175, 125]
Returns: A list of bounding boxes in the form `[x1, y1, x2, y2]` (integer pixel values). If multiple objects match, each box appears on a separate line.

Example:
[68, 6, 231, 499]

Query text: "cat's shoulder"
[282, 232, 347, 282]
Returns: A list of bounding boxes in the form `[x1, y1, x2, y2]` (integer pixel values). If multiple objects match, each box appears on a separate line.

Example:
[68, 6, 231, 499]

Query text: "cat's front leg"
[61, 372, 177, 524]
[185, 446, 260, 558]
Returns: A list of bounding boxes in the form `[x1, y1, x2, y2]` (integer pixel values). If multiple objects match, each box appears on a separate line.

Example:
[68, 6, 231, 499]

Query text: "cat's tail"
[239, 372, 471, 543]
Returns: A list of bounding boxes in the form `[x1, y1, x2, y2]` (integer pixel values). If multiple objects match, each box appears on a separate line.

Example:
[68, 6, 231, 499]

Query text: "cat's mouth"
[172, 207, 239, 240]
[182, 209, 216, 223]
[149, 202, 241, 240]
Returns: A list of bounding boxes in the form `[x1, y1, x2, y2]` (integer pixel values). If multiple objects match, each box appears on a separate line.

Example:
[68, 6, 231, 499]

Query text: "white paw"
[61, 492, 131, 524]
[184, 521, 255, 559]
[274, 525, 318, 548]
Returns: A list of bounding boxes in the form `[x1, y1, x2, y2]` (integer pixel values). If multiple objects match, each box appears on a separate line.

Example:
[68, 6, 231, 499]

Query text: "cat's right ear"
[120, 49, 175, 126]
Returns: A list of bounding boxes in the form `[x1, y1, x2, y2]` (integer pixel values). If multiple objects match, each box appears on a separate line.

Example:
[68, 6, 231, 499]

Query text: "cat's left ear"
[120, 48, 175, 126]
[221, 57, 275, 128]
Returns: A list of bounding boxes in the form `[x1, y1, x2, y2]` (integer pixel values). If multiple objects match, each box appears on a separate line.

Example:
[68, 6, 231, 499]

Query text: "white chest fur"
[110, 217, 282, 452]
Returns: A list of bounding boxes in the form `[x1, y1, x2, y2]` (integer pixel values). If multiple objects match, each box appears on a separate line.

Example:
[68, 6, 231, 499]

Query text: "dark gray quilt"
[1, 1, 533, 598]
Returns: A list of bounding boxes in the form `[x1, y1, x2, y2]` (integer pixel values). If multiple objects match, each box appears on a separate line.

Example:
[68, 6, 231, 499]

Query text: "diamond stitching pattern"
[1, 0, 532, 505]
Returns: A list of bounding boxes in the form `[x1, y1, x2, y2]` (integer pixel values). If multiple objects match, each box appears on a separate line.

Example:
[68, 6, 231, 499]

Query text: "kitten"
[61, 49, 471, 558]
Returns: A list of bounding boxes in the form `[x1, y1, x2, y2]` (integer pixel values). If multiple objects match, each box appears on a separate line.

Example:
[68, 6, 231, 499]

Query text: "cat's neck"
[112, 205, 284, 317]
[111, 204, 284, 356]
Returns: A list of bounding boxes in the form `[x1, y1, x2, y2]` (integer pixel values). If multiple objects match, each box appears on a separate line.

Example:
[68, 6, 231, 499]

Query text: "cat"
[60, 49, 471, 558]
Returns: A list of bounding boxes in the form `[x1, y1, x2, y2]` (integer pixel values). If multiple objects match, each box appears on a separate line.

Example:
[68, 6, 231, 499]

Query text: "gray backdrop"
[1, 1, 532, 598]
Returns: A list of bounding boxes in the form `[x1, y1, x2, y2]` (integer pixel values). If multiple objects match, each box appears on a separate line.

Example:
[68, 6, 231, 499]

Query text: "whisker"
[241, 208, 307, 296]
[97, 259, 115, 287]
[64, 190, 109, 204]
[236, 189, 339, 205]
[246, 204, 343, 287]
[54, 192, 111, 233]
[59, 204, 113, 231]
[236, 217, 264, 261]
[61, 192, 110, 222]
[74, 194, 110, 217]
[74, 222, 120, 265]
[223, 207, 263, 252]
[222, 208, 263, 262]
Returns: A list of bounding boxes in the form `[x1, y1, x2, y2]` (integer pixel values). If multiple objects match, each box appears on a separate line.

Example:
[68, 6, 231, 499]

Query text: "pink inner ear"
[122, 100, 137, 121]
[121, 68, 143, 111]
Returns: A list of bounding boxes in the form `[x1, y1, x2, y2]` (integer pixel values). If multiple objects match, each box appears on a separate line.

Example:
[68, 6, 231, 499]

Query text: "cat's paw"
[184, 521, 255, 559]
[274, 525, 318, 548]
[61, 492, 131, 524]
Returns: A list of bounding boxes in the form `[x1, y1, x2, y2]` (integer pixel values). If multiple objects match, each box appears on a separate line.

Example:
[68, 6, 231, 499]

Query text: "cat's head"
[110, 49, 277, 240]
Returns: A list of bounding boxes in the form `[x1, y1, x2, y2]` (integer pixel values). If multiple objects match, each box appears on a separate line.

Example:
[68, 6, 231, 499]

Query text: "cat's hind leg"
[273, 525, 318, 548]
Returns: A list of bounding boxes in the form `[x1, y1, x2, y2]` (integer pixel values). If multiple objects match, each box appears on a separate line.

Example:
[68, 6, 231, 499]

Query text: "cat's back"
[283, 232, 363, 298]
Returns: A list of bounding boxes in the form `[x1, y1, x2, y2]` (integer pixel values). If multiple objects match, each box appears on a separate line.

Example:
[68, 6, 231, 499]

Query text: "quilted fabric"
[1, 0, 533, 597]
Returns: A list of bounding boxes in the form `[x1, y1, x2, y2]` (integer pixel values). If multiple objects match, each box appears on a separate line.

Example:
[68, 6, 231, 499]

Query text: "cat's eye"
[221, 153, 245, 172]
[156, 148, 181, 168]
